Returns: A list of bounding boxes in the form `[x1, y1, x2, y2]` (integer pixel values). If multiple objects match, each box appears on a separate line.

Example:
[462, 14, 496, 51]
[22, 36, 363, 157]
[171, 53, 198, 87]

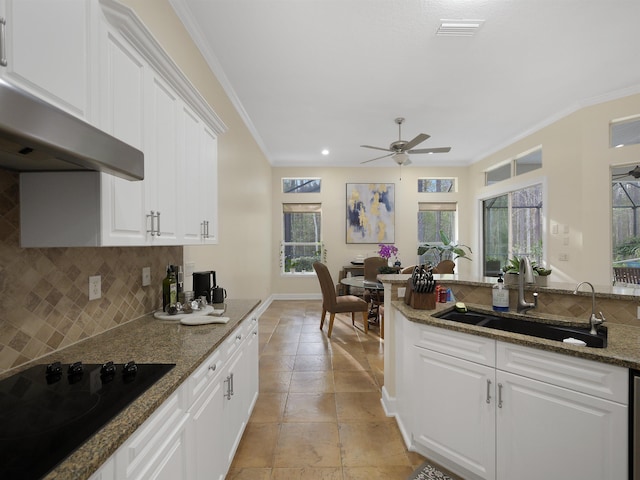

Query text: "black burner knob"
[100, 361, 116, 376]
[45, 361, 62, 384]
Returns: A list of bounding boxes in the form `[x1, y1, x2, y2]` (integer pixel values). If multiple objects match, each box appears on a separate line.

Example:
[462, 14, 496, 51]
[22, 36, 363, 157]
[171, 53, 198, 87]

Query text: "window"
[482, 184, 543, 276]
[485, 163, 511, 185]
[417, 202, 456, 265]
[282, 178, 321, 193]
[282, 203, 322, 274]
[515, 147, 542, 176]
[612, 166, 640, 275]
[610, 116, 640, 148]
[486, 147, 542, 185]
[417, 178, 455, 193]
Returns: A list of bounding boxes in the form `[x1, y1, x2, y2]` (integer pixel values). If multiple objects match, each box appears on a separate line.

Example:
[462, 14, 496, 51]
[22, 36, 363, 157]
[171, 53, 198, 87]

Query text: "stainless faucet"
[517, 256, 538, 313]
[573, 281, 605, 335]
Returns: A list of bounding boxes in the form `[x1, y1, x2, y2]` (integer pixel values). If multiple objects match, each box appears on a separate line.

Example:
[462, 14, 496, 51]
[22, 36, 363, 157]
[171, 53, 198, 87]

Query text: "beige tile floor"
[227, 300, 458, 480]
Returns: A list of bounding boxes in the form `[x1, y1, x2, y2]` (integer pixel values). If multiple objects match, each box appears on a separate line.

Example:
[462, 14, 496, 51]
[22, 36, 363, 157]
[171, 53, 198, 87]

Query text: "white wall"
[270, 166, 472, 294]
[470, 92, 640, 287]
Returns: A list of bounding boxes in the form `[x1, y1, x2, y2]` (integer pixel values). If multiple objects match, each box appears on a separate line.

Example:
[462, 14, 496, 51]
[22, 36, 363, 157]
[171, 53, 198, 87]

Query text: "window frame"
[281, 203, 323, 275]
[478, 177, 547, 277]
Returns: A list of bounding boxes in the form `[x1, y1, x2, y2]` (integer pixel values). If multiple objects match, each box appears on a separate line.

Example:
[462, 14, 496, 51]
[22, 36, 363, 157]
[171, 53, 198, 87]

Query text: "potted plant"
[417, 230, 472, 266]
[378, 243, 400, 266]
[534, 266, 552, 287]
[502, 257, 521, 285]
[502, 257, 552, 286]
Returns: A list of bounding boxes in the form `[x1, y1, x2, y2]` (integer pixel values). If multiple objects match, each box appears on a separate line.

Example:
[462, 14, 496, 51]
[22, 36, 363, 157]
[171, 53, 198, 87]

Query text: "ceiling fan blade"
[361, 152, 394, 164]
[408, 146, 452, 154]
[360, 145, 393, 152]
[402, 133, 430, 151]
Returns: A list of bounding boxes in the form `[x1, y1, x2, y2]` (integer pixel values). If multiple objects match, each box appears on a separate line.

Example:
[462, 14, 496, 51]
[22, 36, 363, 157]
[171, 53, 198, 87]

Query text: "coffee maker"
[193, 271, 216, 303]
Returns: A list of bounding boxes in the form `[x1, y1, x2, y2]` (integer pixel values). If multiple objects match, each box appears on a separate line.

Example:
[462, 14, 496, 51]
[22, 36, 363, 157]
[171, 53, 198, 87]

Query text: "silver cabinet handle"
[230, 372, 234, 396]
[201, 221, 206, 238]
[498, 383, 504, 408]
[156, 211, 161, 236]
[224, 375, 232, 400]
[146, 211, 157, 236]
[0, 17, 6, 67]
[486, 379, 492, 404]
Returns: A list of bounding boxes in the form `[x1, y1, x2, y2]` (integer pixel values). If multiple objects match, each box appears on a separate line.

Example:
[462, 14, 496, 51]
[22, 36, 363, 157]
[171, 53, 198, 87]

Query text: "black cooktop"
[0, 361, 175, 479]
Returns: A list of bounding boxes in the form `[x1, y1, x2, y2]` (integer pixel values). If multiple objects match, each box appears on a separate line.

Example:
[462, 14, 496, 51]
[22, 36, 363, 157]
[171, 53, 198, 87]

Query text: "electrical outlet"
[89, 275, 101, 300]
[142, 267, 151, 286]
[398, 287, 406, 298]
[637, 306, 640, 320]
[185, 262, 196, 277]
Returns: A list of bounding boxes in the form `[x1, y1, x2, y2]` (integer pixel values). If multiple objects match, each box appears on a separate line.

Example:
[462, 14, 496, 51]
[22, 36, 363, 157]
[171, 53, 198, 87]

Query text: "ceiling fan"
[360, 117, 451, 166]
[612, 165, 640, 180]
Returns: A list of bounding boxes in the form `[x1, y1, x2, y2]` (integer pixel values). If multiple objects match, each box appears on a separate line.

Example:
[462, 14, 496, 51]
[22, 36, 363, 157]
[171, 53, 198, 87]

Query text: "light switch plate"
[142, 267, 151, 286]
[89, 275, 101, 300]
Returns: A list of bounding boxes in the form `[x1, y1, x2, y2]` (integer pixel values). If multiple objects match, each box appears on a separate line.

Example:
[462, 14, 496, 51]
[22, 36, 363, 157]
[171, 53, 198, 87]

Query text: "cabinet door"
[179, 104, 204, 243]
[188, 353, 226, 480]
[221, 346, 249, 467]
[412, 345, 496, 480]
[1, 0, 90, 118]
[200, 126, 218, 243]
[496, 370, 627, 480]
[97, 23, 147, 245]
[244, 317, 260, 416]
[145, 74, 179, 243]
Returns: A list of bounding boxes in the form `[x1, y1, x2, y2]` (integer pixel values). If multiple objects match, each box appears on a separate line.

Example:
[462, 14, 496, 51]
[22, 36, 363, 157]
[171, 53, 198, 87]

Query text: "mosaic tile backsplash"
[0, 169, 182, 373]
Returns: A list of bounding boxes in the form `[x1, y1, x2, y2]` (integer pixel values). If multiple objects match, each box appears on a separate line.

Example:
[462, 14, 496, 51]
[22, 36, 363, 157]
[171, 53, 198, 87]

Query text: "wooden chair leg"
[362, 311, 368, 334]
[327, 313, 336, 337]
[320, 308, 327, 330]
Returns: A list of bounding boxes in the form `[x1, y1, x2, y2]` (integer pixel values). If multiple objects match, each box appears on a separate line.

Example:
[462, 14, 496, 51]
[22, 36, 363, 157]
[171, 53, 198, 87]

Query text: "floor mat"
[407, 461, 454, 480]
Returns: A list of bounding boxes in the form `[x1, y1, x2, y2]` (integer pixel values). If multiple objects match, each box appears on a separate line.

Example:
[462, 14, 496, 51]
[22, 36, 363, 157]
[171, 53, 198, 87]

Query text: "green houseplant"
[417, 230, 472, 265]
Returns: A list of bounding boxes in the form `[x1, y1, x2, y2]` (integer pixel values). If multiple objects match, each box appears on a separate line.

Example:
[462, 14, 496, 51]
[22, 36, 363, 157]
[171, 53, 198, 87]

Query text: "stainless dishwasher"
[632, 370, 640, 480]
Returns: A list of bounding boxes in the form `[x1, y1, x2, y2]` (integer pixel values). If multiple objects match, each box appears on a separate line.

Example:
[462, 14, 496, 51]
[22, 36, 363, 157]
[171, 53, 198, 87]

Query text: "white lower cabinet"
[398, 312, 628, 480]
[91, 315, 259, 480]
[115, 388, 190, 480]
[412, 346, 496, 479]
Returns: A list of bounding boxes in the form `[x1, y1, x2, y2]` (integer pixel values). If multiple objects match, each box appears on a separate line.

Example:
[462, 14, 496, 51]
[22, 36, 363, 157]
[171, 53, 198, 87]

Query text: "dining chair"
[313, 262, 369, 337]
[435, 260, 455, 274]
[363, 256, 387, 330]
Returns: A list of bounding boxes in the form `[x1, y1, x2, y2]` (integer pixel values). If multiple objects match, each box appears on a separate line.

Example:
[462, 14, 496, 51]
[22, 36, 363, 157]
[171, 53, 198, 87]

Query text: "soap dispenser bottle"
[492, 273, 510, 312]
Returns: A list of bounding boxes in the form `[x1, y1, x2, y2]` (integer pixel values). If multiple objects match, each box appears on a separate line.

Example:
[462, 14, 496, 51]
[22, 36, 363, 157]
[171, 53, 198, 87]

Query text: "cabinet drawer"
[115, 386, 188, 479]
[187, 347, 224, 407]
[496, 342, 628, 403]
[412, 322, 495, 366]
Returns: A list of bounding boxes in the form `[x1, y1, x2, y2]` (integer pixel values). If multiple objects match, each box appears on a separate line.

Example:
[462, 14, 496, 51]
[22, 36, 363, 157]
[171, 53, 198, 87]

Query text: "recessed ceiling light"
[321, 149, 330, 155]
[436, 19, 484, 37]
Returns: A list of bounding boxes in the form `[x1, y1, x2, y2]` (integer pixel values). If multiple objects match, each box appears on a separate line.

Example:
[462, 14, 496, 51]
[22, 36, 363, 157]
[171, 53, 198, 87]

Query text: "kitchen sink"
[434, 309, 607, 348]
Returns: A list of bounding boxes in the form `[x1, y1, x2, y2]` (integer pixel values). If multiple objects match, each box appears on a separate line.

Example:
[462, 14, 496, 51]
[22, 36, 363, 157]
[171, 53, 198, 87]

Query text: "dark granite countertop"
[393, 300, 640, 370]
[1, 299, 261, 480]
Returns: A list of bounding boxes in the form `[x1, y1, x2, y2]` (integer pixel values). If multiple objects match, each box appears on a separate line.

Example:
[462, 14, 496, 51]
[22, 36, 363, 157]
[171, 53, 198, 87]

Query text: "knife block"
[410, 291, 436, 310]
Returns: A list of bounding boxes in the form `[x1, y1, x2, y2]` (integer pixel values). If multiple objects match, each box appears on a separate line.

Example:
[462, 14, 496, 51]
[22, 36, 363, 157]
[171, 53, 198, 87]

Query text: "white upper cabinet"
[18, 0, 226, 247]
[0, 0, 91, 119]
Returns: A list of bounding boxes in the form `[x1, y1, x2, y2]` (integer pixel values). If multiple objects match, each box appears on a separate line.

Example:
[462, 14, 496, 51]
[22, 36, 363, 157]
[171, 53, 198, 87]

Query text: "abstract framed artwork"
[346, 183, 395, 243]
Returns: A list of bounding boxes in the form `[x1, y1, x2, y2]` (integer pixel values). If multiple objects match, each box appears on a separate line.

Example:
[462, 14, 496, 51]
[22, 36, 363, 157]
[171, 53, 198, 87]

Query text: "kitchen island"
[380, 274, 639, 480]
[0, 299, 260, 480]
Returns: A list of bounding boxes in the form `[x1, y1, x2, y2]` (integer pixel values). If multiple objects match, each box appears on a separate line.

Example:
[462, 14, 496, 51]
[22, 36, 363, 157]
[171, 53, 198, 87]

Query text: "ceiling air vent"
[436, 19, 484, 37]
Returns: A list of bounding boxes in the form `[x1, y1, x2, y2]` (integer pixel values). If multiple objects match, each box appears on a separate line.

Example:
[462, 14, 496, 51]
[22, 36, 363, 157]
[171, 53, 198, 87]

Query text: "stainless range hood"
[0, 79, 143, 181]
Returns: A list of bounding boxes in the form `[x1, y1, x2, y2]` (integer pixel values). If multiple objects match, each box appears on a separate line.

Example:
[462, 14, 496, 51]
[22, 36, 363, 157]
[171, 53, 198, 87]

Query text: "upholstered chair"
[313, 262, 369, 337]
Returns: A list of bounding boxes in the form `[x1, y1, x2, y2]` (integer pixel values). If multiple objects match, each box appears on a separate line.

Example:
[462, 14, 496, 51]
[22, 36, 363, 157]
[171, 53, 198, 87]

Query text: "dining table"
[340, 276, 384, 320]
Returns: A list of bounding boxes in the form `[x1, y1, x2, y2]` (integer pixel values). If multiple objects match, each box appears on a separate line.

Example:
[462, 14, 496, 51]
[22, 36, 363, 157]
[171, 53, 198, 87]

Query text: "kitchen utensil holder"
[410, 291, 436, 310]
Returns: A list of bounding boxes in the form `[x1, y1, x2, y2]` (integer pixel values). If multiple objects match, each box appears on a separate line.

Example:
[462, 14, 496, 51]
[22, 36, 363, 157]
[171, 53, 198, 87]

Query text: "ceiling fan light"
[393, 152, 409, 165]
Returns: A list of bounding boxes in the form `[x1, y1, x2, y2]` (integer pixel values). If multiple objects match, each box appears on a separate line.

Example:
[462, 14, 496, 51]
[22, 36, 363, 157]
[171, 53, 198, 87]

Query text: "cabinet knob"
[209, 364, 216, 372]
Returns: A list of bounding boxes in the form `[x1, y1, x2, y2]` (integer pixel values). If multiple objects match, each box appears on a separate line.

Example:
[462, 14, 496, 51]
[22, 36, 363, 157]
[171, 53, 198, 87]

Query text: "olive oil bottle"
[162, 266, 177, 311]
